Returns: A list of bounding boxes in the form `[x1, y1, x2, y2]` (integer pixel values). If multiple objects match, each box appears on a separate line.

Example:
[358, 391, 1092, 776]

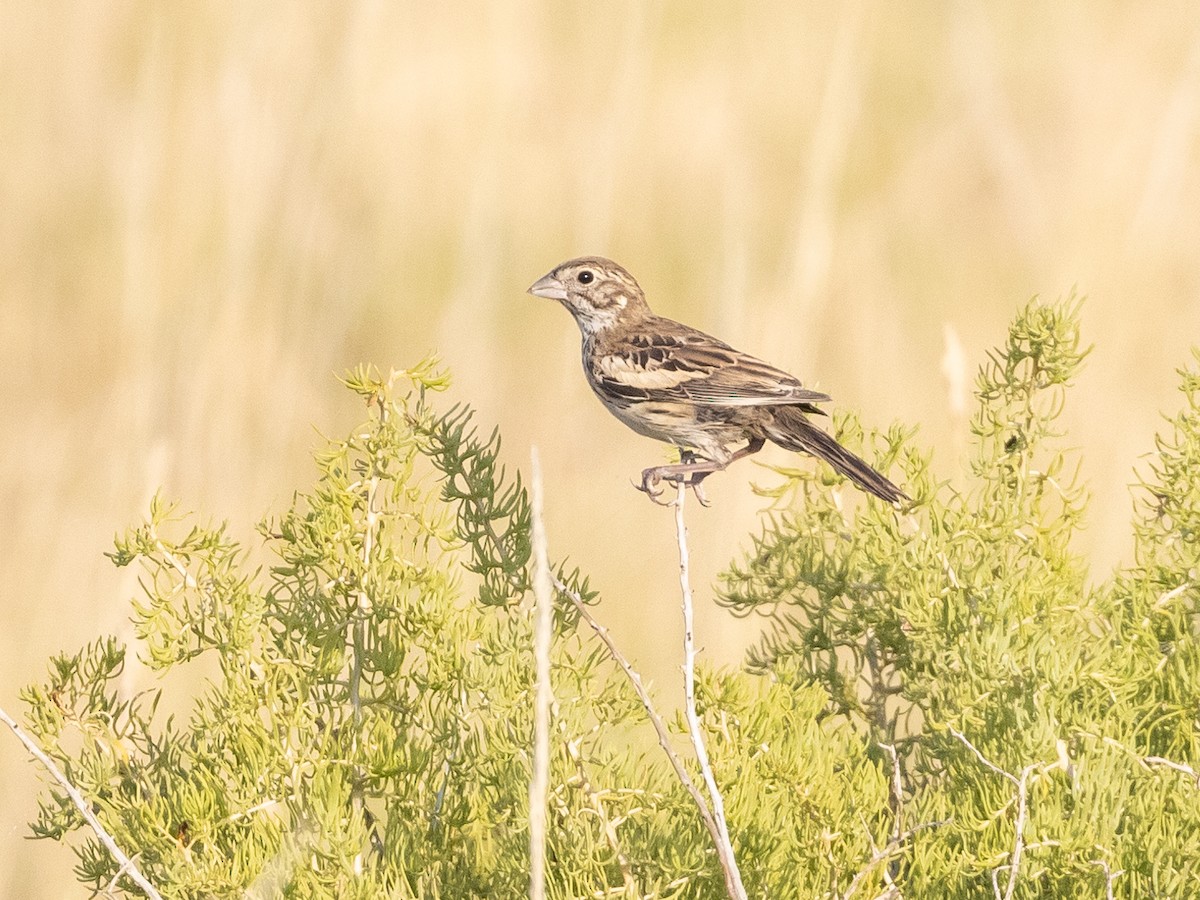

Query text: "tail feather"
[767, 406, 908, 503]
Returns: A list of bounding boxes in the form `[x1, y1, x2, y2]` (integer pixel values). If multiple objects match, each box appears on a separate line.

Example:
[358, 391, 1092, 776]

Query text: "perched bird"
[528, 256, 907, 504]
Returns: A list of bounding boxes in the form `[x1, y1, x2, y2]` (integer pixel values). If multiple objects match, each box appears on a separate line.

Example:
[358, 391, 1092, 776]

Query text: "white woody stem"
[948, 726, 1034, 900]
[528, 448, 554, 900]
[541, 470, 747, 898]
[0, 704, 164, 900]
[674, 483, 747, 900]
[553, 578, 727, 857]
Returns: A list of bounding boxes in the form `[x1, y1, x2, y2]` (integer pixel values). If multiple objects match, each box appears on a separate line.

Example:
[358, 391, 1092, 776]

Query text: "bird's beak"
[527, 272, 568, 301]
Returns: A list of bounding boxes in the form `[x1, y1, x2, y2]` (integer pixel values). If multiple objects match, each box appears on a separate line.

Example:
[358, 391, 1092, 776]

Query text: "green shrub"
[18, 301, 1200, 898]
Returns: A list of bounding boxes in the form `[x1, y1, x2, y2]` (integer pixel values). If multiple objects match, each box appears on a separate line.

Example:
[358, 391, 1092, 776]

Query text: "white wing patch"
[690, 392, 789, 406]
[684, 384, 832, 406]
[597, 354, 708, 389]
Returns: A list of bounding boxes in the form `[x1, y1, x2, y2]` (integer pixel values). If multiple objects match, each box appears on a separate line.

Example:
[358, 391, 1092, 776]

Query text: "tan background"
[4, 3, 1200, 895]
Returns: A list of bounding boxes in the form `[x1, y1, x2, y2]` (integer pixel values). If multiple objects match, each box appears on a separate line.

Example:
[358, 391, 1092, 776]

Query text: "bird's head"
[528, 257, 651, 335]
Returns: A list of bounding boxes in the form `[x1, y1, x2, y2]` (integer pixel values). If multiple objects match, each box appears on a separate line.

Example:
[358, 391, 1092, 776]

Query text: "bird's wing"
[593, 327, 831, 407]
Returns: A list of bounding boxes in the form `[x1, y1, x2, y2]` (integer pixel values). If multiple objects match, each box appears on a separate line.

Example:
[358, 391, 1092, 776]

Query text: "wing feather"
[592, 324, 831, 407]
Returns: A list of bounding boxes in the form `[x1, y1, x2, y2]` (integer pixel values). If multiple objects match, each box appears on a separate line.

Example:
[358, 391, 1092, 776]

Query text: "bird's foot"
[636, 465, 711, 507]
[635, 467, 673, 506]
[678, 453, 713, 506]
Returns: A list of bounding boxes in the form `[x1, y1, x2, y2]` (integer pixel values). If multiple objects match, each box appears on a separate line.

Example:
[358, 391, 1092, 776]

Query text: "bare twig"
[548, 479, 745, 896]
[1083, 732, 1200, 788]
[552, 577, 725, 856]
[0, 704, 164, 900]
[880, 742, 904, 844]
[674, 483, 747, 900]
[842, 819, 949, 900]
[1151, 581, 1193, 612]
[1144, 755, 1200, 786]
[841, 740, 949, 899]
[528, 448, 554, 900]
[152, 538, 198, 588]
[1091, 859, 1122, 900]
[565, 736, 638, 895]
[879, 742, 904, 892]
[102, 851, 142, 899]
[948, 727, 1020, 789]
[349, 427, 383, 868]
[1002, 766, 1035, 900]
[990, 867, 1004, 900]
[947, 727, 1036, 900]
[224, 798, 282, 824]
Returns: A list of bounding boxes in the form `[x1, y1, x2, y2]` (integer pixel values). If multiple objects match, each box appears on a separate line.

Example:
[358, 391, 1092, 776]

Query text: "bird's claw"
[635, 466, 711, 507]
[635, 469, 672, 506]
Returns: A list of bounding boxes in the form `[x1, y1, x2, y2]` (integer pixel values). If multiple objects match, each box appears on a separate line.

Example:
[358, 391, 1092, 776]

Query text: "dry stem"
[948, 726, 1037, 900]
[0, 704, 163, 900]
[528, 448, 554, 900]
[553, 577, 725, 857]
[673, 483, 747, 900]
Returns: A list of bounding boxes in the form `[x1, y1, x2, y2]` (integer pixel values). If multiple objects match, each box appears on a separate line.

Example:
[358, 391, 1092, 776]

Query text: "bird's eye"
[577, 271, 594, 285]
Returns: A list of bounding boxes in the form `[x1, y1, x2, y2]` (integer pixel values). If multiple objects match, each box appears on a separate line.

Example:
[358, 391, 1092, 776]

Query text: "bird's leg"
[635, 438, 767, 505]
[729, 436, 766, 466]
[638, 454, 726, 497]
[686, 437, 766, 485]
[637, 457, 707, 506]
[679, 450, 711, 507]
[685, 439, 763, 505]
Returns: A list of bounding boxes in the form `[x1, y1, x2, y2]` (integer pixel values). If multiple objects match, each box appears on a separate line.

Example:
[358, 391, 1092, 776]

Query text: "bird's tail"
[766, 406, 908, 503]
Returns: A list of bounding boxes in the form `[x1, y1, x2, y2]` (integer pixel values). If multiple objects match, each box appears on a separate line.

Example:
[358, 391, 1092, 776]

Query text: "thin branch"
[879, 741, 903, 892]
[0, 704, 163, 900]
[565, 736, 638, 895]
[1152, 581, 1193, 611]
[102, 854, 141, 899]
[552, 577, 725, 854]
[880, 741, 904, 844]
[842, 819, 949, 900]
[674, 483, 747, 900]
[947, 727, 1035, 900]
[152, 538, 197, 588]
[528, 448, 554, 900]
[1144, 755, 1200, 786]
[224, 798, 281, 824]
[1004, 765, 1035, 900]
[1091, 859, 1122, 900]
[1083, 731, 1200, 788]
[546, 479, 745, 895]
[841, 738, 949, 899]
[947, 726, 1020, 789]
[348, 449, 382, 867]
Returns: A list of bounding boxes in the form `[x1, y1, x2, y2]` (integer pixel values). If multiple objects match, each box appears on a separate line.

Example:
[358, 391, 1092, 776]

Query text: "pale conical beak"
[527, 272, 568, 300]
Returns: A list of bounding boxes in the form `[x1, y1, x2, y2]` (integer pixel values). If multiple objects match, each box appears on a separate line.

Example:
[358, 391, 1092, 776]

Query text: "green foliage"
[20, 301, 1200, 898]
[722, 297, 1200, 897]
[21, 362, 885, 899]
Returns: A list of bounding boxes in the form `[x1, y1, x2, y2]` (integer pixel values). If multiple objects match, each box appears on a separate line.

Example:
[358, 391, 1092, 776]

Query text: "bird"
[528, 256, 907, 505]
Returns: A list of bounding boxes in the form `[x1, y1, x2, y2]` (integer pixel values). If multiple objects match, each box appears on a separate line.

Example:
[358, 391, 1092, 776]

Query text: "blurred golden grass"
[3, 3, 1200, 895]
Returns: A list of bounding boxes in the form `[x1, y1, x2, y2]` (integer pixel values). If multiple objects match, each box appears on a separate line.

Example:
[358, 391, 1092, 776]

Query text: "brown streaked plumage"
[528, 256, 907, 505]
